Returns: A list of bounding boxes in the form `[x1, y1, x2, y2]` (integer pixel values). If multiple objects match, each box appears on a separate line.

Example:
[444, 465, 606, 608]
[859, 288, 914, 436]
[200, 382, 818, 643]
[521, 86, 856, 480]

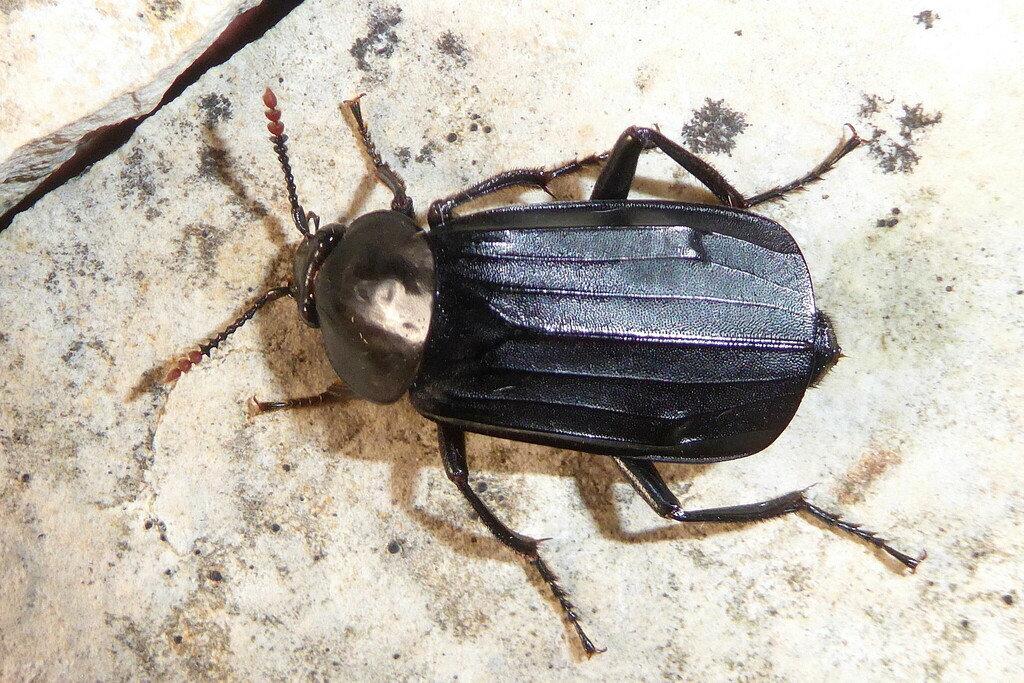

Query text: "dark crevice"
[0, 0, 305, 232]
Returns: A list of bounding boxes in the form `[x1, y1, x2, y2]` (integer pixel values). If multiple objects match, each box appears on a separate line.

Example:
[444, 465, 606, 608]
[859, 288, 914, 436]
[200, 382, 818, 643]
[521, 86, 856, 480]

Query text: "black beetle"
[165, 88, 923, 655]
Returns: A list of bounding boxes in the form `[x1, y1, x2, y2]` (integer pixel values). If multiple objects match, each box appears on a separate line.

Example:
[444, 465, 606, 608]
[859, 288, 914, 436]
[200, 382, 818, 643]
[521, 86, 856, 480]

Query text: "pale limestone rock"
[0, 0, 259, 217]
[1, 2, 1022, 680]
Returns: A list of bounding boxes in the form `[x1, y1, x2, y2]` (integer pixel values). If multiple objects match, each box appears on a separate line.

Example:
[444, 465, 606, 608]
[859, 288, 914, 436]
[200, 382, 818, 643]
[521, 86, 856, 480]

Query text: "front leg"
[248, 382, 354, 416]
[427, 153, 608, 228]
[437, 423, 603, 656]
[342, 95, 414, 217]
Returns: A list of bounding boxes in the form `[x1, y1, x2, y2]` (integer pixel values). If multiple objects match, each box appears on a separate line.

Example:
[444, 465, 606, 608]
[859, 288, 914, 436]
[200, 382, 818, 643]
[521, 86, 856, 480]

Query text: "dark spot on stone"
[120, 146, 157, 203]
[395, 146, 411, 167]
[60, 338, 114, 369]
[198, 93, 233, 128]
[914, 10, 939, 29]
[350, 5, 402, 78]
[858, 97, 942, 174]
[870, 135, 920, 173]
[415, 143, 437, 165]
[734, 29, 742, 36]
[173, 634, 183, 644]
[159, 534, 167, 542]
[144, 520, 153, 530]
[858, 93, 891, 118]
[148, 0, 181, 21]
[1002, 594, 1014, 605]
[386, 540, 401, 554]
[62, 341, 82, 364]
[164, 569, 172, 576]
[198, 144, 230, 182]
[469, 123, 478, 132]
[876, 209, 901, 228]
[898, 103, 943, 139]
[270, 523, 281, 533]
[208, 569, 223, 582]
[2, 429, 27, 447]
[282, 463, 291, 472]
[392, 653, 401, 659]
[194, 549, 202, 555]
[447, 132, 458, 143]
[681, 98, 749, 156]
[173, 223, 224, 275]
[482, 125, 492, 134]
[475, 481, 488, 493]
[20, 473, 30, 483]
[436, 30, 469, 68]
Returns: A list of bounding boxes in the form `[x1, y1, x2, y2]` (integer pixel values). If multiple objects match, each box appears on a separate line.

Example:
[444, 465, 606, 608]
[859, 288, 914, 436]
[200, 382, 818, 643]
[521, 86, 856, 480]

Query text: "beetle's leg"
[427, 153, 608, 228]
[342, 95, 415, 218]
[248, 382, 354, 416]
[590, 126, 862, 209]
[614, 457, 925, 572]
[438, 423, 603, 656]
[744, 126, 862, 207]
[591, 126, 747, 206]
[164, 286, 293, 383]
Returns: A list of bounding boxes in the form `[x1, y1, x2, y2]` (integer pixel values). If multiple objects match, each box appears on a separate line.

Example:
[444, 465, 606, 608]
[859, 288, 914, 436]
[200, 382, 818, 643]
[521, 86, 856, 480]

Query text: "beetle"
[165, 88, 923, 654]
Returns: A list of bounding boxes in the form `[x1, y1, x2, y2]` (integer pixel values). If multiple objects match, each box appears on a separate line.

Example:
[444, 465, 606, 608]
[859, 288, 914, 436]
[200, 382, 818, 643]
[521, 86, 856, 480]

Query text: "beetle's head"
[293, 210, 435, 404]
[809, 310, 841, 386]
[262, 88, 434, 402]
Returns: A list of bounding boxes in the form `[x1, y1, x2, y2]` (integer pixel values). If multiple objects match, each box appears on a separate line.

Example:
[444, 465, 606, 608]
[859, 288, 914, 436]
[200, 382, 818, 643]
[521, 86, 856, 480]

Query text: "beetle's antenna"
[163, 286, 292, 383]
[264, 88, 317, 235]
[342, 94, 415, 217]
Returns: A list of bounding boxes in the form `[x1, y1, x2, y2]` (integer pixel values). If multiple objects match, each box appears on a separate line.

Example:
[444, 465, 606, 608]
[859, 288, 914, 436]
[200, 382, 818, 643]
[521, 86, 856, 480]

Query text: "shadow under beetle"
[165, 88, 924, 655]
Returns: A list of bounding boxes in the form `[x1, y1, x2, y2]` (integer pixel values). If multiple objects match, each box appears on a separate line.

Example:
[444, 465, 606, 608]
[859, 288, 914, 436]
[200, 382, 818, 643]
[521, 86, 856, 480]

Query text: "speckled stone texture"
[1, 2, 1021, 680]
[0, 0, 258, 217]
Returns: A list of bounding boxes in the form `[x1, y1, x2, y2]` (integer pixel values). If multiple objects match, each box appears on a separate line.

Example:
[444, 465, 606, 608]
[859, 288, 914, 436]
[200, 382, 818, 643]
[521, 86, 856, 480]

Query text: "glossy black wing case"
[409, 200, 821, 462]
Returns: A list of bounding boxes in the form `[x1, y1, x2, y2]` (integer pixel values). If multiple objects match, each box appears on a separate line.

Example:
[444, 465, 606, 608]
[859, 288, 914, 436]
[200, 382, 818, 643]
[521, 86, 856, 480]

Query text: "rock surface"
[1, 2, 1021, 680]
[0, 0, 259, 218]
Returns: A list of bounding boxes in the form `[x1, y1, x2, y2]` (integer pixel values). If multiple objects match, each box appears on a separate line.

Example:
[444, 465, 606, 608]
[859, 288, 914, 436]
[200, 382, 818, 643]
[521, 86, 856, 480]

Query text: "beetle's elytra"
[164, 88, 923, 655]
